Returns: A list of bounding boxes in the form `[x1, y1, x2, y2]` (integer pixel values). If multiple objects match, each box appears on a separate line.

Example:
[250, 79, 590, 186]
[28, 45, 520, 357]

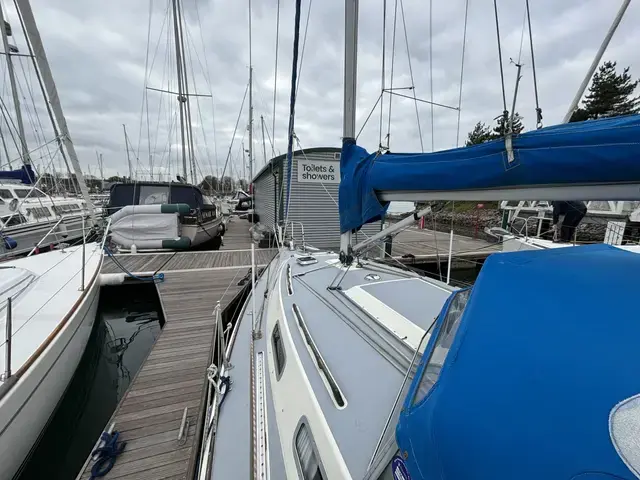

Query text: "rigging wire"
[272, 0, 281, 158]
[385, 0, 398, 149]
[428, 0, 434, 151]
[525, 0, 543, 128]
[455, 0, 470, 146]
[219, 81, 249, 182]
[193, 0, 221, 179]
[492, 0, 508, 115]
[379, 0, 387, 148]
[294, 0, 313, 100]
[399, 0, 423, 152]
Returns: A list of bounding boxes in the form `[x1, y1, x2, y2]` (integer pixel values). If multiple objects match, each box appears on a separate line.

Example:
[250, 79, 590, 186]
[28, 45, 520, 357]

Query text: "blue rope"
[90, 431, 126, 479]
[103, 246, 165, 283]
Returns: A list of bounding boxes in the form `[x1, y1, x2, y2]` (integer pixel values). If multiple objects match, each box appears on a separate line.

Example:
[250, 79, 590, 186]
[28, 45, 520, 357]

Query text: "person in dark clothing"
[552, 201, 587, 242]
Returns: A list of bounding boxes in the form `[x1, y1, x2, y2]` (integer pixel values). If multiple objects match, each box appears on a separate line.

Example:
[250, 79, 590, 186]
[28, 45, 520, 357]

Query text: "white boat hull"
[0, 251, 101, 479]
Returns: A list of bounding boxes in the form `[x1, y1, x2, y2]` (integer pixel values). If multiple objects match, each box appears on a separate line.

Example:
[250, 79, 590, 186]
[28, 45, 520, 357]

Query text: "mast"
[122, 124, 134, 180]
[171, 0, 188, 181]
[0, 5, 29, 166]
[15, 0, 95, 218]
[340, 0, 359, 254]
[175, 0, 197, 184]
[248, 0, 254, 188]
[562, 0, 631, 123]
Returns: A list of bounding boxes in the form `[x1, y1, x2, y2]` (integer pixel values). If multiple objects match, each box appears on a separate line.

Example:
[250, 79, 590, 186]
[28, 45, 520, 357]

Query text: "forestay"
[339, 115, 640, 232]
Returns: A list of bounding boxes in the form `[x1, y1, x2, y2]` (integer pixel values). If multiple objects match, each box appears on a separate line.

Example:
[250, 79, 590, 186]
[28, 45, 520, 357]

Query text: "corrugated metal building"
[252, 147, 380, 250]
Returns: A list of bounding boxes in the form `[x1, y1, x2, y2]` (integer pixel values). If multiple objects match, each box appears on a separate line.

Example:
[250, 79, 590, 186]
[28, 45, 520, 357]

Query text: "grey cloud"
[0, 0, 637, 181]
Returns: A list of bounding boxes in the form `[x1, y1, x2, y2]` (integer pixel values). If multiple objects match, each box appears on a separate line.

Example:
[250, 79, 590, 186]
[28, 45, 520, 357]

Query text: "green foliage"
[491, 113, 524, 138]
[573, 61, 639, 121]
[465, 122, 493, 146]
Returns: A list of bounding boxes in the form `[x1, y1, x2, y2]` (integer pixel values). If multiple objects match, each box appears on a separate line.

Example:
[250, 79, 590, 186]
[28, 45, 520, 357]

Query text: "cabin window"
[27, 207, 52, 219]
[295, 423, 325, 480]
[0, 189, 12, 199]
[413, 288, 471, 405]
[272, 322, 286, 379]
[140, 185, 169, 205]
[14, 189, 31, 198]
[69, 204, 81, 212]
[1, 214, 26, 226]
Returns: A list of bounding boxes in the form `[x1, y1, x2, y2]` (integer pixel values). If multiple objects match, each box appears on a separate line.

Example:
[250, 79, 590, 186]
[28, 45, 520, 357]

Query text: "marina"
[1, 0, 640, 478]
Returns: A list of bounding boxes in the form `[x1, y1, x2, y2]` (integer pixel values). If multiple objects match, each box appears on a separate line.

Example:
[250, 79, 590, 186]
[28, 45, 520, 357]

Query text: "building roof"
[252, 146, 341, 183]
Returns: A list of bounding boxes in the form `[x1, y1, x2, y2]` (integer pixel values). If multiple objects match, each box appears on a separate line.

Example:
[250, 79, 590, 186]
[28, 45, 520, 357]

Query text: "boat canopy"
[339, 114, 640, 233]
[396, 244, 640, 480]
[107, 182, 204, 214]
[0, 164, 36, 185]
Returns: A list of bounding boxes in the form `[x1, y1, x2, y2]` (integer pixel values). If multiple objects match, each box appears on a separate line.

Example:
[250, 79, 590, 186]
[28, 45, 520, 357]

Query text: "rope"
[90, 431, 126, 479]
[526, 0, 543, 128]
[220, 81, 249, 182]
[455, 0, 470, 146]
[283, 0, 303, 225]
[103, 246, 165, 283]
[399, 0, 424, 152]
[492, 0, 508, 115]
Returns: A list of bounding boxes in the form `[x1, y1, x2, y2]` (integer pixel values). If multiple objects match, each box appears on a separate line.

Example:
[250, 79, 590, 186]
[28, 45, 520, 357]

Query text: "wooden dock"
[390, 227, 499, 265]
[78, 217, 263, 480]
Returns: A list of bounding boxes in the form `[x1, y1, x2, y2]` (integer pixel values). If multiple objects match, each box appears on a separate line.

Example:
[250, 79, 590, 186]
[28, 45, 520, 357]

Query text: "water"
[17, 283, 164, 480]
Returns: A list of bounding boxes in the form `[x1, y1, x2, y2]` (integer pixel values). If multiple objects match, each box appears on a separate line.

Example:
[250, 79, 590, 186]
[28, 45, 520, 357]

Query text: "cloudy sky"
[1, 0, 638, 182]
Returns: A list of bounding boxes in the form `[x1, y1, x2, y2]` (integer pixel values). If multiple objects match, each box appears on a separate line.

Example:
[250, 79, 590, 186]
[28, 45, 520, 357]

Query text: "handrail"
[3, 297, 11, 380]
[27, 212, 89, 256]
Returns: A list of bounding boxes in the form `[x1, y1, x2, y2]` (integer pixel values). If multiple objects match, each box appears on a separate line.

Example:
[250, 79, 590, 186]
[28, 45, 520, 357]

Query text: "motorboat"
[105, 181, 225, 251]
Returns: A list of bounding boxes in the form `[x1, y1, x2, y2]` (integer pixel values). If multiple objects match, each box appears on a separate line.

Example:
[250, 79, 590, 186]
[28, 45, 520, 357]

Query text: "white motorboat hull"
[183, 215, 225, 248]
[0, 248, 102, 479]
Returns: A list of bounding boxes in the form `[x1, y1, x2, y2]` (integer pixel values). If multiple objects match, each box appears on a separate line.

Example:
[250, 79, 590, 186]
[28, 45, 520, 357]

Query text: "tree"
[465, 122, 493, 146]
[491, 112, 524, 138]
[581, 61, 639, 119]
[199, 175, 218, 193]
[220, 176, 233, 192]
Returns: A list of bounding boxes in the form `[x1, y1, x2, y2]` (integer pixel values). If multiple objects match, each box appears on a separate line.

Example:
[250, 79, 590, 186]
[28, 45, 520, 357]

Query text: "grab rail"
[3, 297, 11, 380]
[27, 212, 90, 256]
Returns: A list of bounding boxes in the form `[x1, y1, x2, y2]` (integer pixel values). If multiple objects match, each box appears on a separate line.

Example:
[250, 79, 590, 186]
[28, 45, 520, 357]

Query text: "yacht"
[105, 181, 225, 251]
[0, 0, 104, 476]
[197, 0, 640, 479]
[0, 169, 91, 258]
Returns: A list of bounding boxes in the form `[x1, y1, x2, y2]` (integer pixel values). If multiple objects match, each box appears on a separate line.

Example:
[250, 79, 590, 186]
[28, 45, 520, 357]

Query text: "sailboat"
[106, 0, 225, 251]
[0, 10, 91, 258]
[0, 1, 104, 477]
[196, 1, 640, 479]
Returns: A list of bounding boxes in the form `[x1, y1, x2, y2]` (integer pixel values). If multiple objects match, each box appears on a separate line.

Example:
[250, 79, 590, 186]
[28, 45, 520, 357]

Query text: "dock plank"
[77, 217, 251, 480]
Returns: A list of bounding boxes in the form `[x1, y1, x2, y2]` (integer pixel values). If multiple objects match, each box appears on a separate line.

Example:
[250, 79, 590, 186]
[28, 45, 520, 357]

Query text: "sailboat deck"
[77, 218, 263, 480]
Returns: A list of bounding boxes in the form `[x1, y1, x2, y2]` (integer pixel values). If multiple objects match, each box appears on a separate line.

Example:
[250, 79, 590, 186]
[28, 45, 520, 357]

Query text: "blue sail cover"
[396, 244, 640, 480]
[339, 114, 640, 233]
[0, 164, 36, 184]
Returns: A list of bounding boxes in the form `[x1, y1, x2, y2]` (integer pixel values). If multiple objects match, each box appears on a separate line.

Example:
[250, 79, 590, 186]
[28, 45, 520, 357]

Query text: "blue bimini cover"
[396, 244, 640, 480]
[0, 164, 36, 185]
[339, 114, 640, 233]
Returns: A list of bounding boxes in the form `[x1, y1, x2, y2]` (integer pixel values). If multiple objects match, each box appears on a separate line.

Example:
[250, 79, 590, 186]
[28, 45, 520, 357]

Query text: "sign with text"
[297, 159, 340, 184]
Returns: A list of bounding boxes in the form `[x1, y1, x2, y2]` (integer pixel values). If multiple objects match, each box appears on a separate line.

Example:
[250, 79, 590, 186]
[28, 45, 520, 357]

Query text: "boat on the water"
[197, 0, 640, 478]
[105, 181, 225, 251]
[0, 240, 103, 479]
[0, 174, 92, 258]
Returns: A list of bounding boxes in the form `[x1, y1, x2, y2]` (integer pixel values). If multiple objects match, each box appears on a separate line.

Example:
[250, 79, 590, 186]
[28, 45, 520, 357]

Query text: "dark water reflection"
[18, 283, 164, 480]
